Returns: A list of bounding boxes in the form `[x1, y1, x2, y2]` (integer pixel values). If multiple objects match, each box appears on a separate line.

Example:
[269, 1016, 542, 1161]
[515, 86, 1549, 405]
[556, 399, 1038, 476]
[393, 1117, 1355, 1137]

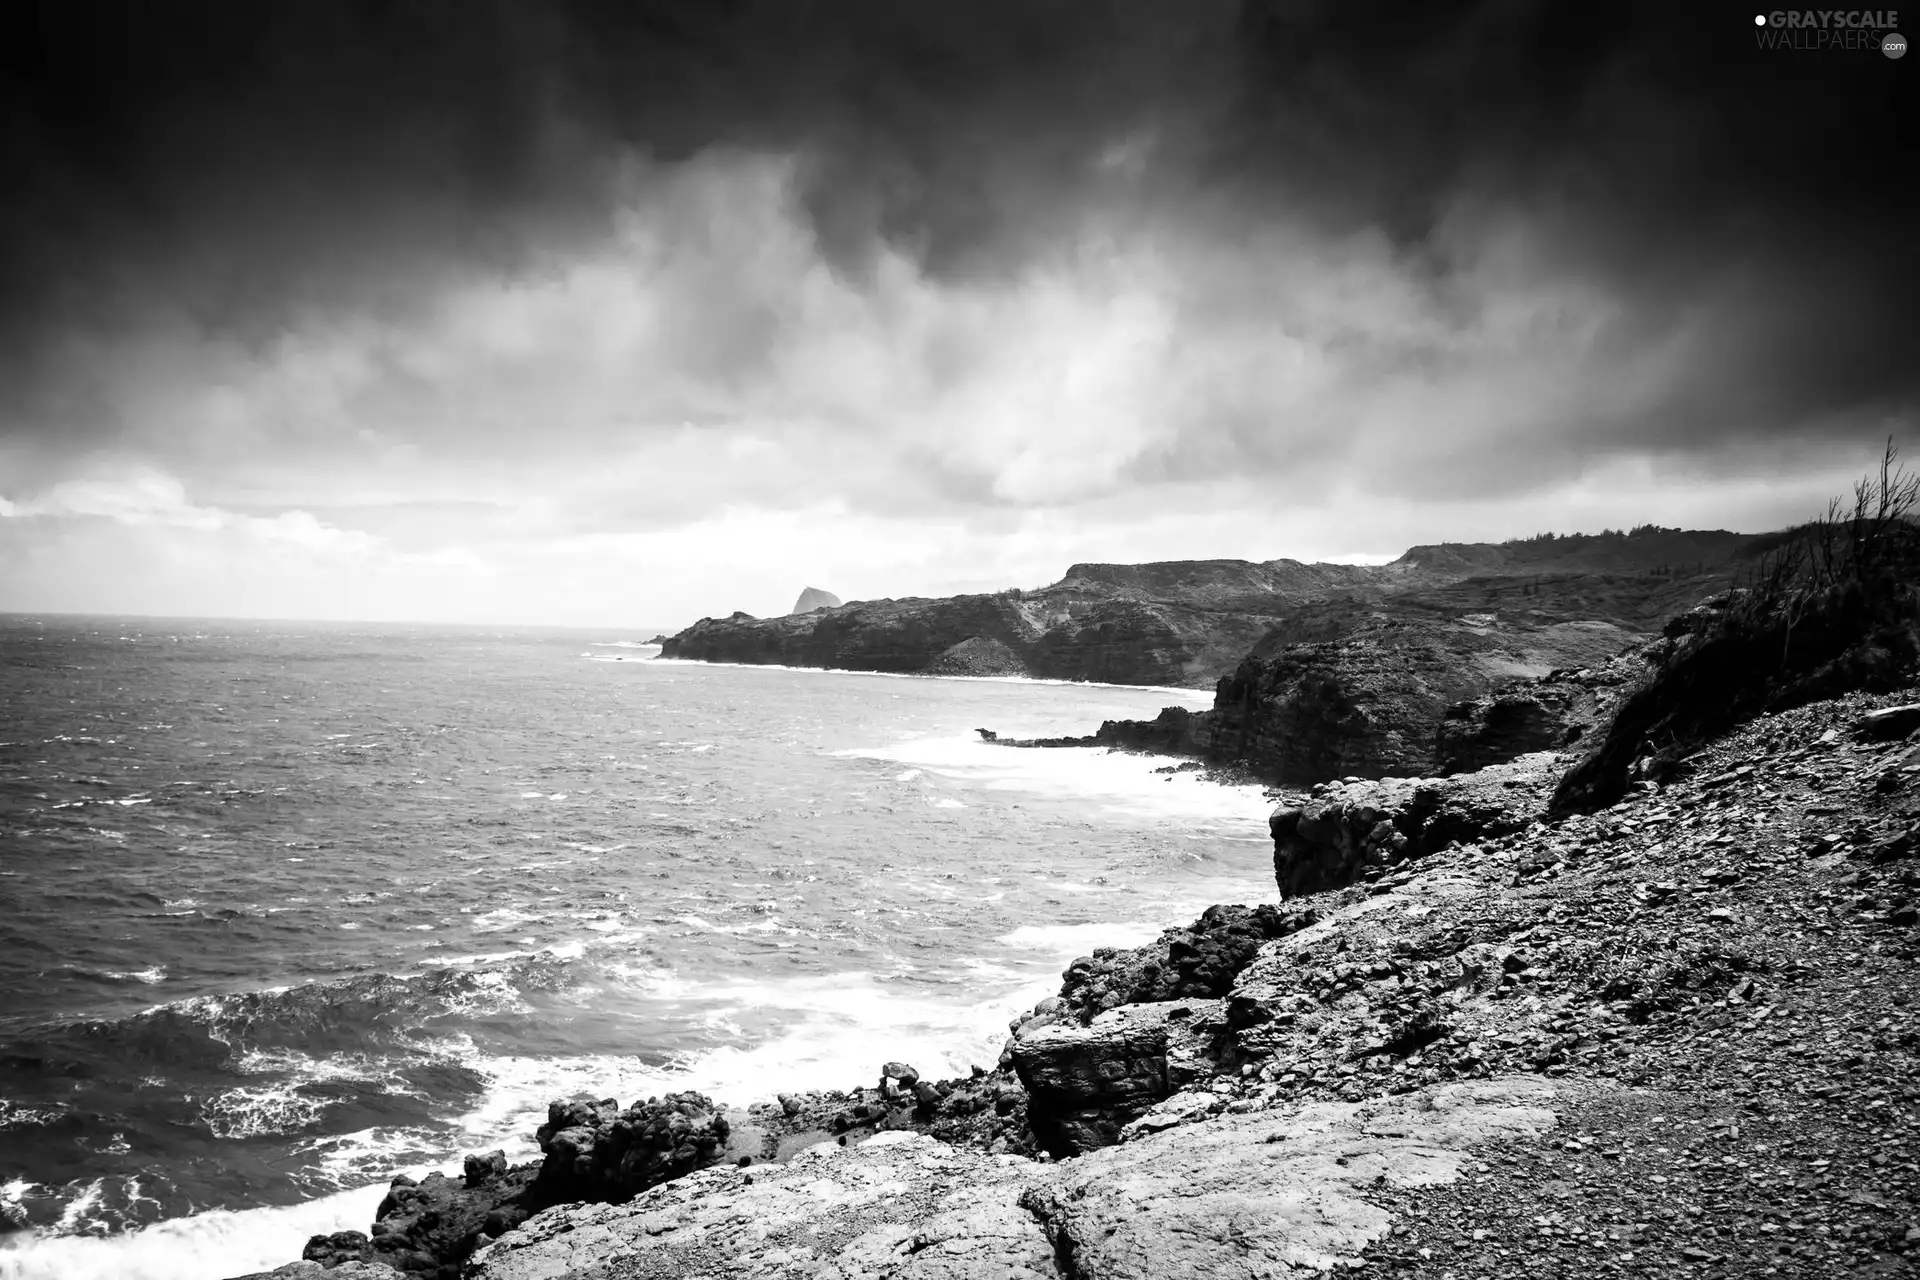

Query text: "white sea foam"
[443, 969, 1048, 1152]
[52, 1181, 103, 1235]
[838, 733, 1272, 826]
[0, 1184, 389, 1280]
[104, 967, 166, 984]
[470, 907, 542, 934]
[639, 657, 1223, 696]
[996, 921, 1164, 953]
[201, 1084, 327, 1140]
[292, 1123, 450, 1191]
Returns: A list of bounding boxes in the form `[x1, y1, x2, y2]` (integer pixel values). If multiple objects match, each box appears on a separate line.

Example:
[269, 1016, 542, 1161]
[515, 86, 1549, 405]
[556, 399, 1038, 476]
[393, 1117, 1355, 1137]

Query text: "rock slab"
[471, 1077, 1567, 1280]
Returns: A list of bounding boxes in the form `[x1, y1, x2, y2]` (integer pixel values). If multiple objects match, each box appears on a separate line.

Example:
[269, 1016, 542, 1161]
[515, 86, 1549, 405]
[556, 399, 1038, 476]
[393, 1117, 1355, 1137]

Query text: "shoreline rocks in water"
[242, 671, 1920, 1278]
[462, 686, 1920, 1278]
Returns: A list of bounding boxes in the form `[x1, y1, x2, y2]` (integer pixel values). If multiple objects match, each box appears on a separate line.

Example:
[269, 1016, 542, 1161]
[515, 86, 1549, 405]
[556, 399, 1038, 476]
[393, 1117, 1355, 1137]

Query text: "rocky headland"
[240, 505, 1920, 1279]
[661, 530, 1753, 691]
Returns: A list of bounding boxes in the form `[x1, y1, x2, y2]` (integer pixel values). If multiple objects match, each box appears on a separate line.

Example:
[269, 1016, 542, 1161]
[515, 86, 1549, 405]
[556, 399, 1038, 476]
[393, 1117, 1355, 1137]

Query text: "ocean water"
[0, 617, 1277, 1279]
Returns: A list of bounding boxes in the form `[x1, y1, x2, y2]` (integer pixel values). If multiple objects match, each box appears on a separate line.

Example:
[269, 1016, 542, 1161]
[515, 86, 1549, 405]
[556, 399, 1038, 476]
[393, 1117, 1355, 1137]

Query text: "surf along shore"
[239, 482, 1920, 1280]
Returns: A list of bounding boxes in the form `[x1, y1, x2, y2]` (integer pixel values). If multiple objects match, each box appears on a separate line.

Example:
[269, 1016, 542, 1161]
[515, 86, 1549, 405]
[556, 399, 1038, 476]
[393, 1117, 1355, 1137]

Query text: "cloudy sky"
[1, 1, 1914, 628]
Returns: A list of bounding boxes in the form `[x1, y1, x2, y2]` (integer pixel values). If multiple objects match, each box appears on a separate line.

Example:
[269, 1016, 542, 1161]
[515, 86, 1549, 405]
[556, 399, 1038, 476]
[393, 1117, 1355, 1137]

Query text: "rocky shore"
[238, 682, 1920, 1278]
[238, 510, 1920, 1279]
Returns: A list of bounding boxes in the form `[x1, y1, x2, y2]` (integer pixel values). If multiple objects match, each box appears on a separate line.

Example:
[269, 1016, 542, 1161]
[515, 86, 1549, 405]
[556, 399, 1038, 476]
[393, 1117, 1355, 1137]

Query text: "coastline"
[0, 666, 1277, 1280]
[237, 685, 1920, 1278]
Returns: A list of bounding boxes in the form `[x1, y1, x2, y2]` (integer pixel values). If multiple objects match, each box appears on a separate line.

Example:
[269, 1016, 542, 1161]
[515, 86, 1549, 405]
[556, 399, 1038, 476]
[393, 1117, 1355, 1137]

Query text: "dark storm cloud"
[1193, 0, 1920, 473]
[0, 0, 1208, 333]
[1, 0, 1915, 465]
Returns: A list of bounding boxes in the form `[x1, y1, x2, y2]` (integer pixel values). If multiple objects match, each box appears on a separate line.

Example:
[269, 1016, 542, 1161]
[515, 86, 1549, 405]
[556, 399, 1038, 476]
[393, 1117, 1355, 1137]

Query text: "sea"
[0, 616, 1278, 1279]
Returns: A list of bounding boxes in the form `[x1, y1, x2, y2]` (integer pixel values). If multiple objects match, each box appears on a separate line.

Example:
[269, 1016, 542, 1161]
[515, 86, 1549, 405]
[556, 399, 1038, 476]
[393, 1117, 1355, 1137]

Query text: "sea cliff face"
[660, 554, 1436, 687]
[1196, 616, 1641, 784]
[662, 531, 1759, 754]
[660, 587, 1288, 687]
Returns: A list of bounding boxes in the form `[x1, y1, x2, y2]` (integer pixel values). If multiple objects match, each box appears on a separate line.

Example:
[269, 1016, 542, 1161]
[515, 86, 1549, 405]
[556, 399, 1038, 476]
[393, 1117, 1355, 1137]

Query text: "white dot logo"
[1754, 13, 1766, 23]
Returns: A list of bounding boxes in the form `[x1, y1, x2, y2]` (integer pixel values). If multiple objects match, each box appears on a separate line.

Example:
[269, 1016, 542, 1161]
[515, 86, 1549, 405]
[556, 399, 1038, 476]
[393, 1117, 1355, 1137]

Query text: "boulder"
[365, 1161, 538, 1280]
[531, 1091, 730, 1206]
[1041, 903, 1320, 1026]
[1009, 1001, 1231, 1156]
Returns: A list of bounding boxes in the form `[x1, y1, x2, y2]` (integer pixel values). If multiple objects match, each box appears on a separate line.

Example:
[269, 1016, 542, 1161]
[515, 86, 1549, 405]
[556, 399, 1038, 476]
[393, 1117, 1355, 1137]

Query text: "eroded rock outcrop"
[1008, 1001, 1229, 1155]
[470, 1131, 1052, 1280]
[987, 904, 1324, 1155]
[468, 1079, 1568, 1280]
[744, 1063, 1037, 1161]
[530, 1091, 730, 1206]
[1269, 753, 1561, 899]
[1049, 903, 1321, 1024]
[270, 1094, 736, 1280]
[1202, 618, 1638, 785]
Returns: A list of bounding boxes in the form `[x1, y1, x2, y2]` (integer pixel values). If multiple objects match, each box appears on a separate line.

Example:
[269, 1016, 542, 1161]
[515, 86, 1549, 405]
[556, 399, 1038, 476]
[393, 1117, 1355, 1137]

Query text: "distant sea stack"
[790, 587, 842, 615]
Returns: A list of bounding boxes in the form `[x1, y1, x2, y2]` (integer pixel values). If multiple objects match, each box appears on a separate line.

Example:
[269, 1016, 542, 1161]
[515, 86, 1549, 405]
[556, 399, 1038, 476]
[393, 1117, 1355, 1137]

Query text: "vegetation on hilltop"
[1554, 441, 1920, 814]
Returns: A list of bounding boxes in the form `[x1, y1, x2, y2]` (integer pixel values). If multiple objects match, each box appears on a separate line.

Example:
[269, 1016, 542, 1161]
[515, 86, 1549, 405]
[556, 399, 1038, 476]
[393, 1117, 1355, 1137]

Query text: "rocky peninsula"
[660, 530, 1752, 690]
[238, 506, 1920, 1279]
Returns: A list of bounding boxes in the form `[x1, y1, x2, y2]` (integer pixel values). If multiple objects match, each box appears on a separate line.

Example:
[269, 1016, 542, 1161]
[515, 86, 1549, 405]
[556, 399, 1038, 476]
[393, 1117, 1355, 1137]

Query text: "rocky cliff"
[663, 529, 1757, 690]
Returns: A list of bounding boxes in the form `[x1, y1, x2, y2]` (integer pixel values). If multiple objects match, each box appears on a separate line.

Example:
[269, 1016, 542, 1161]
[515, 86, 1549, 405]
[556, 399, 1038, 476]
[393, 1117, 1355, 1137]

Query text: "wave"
[834, 733, 1273, 825]
[0, 1183, 389, 1280]
[102, 968, 167, 985]
[996, 921, 1164, 953]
